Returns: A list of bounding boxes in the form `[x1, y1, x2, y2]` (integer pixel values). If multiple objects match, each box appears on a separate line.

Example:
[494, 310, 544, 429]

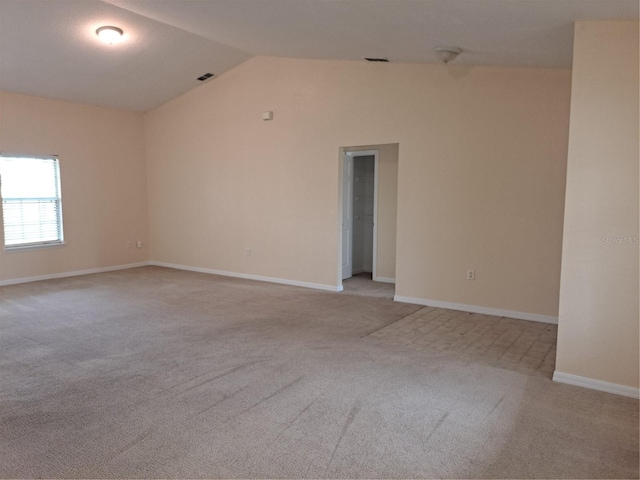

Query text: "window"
[0, 155, 64, 249]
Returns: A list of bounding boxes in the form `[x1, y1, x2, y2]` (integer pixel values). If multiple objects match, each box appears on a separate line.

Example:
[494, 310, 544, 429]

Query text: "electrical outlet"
[245, 248, 251, 257]
[467, 269, 475, 280]
[137, 241, 142, 248]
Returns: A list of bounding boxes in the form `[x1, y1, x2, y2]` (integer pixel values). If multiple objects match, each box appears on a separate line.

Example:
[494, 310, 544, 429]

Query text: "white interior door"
[342, 155, 353, 280]
[352, 155, 375, 275]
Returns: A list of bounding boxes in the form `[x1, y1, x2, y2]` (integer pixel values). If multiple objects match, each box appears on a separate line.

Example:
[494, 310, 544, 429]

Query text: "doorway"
[352, 155, 375, 276]
[339, 143, 398, 293]
[341, 150, 378, 281]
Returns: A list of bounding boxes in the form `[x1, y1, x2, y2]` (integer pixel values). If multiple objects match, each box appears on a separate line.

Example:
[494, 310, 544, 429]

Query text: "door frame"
[338, 149, 379, 288]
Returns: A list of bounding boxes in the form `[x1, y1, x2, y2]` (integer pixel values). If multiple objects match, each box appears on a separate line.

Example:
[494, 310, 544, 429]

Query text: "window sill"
[4, 242, 66, 253]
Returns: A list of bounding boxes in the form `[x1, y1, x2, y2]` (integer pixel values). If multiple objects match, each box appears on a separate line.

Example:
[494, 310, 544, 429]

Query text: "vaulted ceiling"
[0, 0, 637, 112]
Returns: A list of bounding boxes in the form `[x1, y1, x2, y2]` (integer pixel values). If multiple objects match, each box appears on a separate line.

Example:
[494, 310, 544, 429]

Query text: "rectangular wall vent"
[364, 57, 389, 62]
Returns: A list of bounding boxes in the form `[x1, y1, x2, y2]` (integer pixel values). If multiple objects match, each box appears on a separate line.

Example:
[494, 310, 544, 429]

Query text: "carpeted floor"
[368, 306, 558, 377]
[1, 266, 638, 479]
[342, 272, 395, 298]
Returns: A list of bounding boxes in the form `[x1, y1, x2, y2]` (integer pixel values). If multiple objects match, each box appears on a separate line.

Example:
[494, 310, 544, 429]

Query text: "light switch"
[262, 111, 273, 121]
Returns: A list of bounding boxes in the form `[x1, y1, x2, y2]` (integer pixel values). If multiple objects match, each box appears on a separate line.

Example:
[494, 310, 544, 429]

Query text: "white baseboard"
[149, 261, 343, 292]
[553, 371, 639, 399]
[374, 276, 395, 284]
[0, 262, 150, 287]
[393, 295, 558, 324]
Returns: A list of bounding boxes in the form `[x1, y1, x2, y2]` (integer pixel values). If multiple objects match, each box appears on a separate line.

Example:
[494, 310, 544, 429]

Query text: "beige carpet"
[342, 273, 395, 298]
[0, 266, 638, 479]
[368, 306, 557, 377]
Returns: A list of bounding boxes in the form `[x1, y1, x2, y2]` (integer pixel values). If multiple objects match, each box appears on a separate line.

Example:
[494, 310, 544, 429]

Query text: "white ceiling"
[1, 0, 637, 112]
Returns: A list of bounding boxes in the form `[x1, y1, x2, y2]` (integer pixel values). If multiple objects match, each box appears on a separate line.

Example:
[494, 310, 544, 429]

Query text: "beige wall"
[556, 21, 640, 388]
[0, 92, 149, 281]
[145, 57, 570, 316]
[344, 143, 398, 281]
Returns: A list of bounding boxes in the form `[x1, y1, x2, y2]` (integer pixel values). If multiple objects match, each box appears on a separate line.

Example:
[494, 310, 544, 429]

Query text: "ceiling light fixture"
[434, 47, 462, 64]
[96, 26, 124, 44]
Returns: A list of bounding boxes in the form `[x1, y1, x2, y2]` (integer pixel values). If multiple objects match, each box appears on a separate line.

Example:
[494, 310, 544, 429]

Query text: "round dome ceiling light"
[96, 26, 124, 44]
[434, 47, 463, 64]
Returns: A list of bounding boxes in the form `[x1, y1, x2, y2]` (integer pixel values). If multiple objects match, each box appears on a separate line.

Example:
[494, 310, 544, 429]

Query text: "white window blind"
[0, 155, 64, 248]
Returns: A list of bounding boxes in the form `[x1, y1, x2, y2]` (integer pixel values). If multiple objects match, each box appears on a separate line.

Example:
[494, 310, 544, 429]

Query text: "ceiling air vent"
[197, 73, 214, 81]
[364, 57, 389, 62]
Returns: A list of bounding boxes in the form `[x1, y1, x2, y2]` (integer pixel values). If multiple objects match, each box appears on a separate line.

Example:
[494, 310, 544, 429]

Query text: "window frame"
[0, 153, 65, 251]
